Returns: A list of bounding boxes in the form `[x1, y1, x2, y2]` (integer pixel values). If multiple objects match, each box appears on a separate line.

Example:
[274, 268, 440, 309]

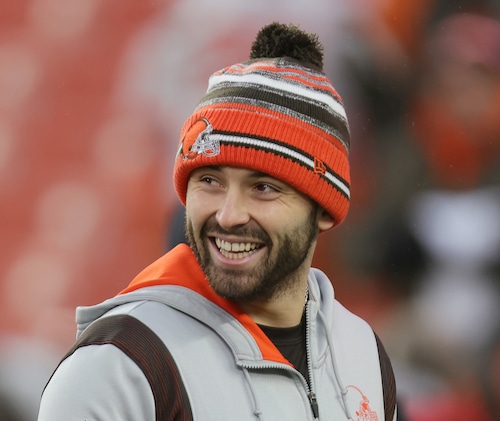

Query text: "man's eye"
[201, 176, 218, 184]
[200, 176, 227, 189]
[255, 183, 278, 193]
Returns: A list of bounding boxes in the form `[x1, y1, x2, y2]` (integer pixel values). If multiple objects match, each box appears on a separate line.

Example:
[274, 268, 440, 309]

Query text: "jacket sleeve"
[37, 344, 155, 421]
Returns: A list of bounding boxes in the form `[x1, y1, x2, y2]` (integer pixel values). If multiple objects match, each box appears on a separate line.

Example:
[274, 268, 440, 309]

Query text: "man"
[38, 22, 397, 420]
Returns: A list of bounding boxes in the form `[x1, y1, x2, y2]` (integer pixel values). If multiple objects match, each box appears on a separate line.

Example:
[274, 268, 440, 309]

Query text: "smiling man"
[186, 166, 329, 327]
[39, 23, 397, 421]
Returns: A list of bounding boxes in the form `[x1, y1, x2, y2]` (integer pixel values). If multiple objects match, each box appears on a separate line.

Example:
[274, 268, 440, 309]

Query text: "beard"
[185, 207, 319, 303]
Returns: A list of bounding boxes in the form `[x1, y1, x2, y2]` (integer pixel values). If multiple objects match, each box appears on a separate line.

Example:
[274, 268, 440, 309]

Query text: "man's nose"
[215, 189, 250, 230]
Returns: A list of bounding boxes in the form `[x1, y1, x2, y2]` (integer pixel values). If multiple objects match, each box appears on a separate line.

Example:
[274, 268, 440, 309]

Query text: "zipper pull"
[308, 392, 319, 418]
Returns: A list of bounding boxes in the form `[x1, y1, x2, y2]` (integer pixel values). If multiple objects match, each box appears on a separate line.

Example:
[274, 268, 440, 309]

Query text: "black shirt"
[258, 312, 309, 384]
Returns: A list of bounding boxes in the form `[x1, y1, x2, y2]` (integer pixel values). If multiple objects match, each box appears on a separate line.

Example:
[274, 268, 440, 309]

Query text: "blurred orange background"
[1, 1, 500, 420]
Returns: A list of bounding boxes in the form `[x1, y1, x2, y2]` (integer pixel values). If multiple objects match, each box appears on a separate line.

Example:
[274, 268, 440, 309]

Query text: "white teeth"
[214, 238, 260, 258]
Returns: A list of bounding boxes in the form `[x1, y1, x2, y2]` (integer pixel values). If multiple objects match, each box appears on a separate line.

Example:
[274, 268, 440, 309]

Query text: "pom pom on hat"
[174, 22, 351, 228]
[249, 22, 324, 69]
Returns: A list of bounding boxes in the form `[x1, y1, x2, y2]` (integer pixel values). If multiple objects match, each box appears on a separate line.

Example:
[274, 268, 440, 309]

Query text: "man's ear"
[317, 208, 335, 231]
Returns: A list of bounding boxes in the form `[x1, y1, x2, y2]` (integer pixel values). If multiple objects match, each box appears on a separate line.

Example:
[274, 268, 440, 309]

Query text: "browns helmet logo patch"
[179, 118, 219, 160]
[347, 385, 379, 421]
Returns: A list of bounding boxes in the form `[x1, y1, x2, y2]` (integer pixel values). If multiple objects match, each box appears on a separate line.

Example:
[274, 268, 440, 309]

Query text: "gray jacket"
[38, 244, 396, 420]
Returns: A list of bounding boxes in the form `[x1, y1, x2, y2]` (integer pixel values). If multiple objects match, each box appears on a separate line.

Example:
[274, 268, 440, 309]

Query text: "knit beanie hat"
[173, 22, 351, 227]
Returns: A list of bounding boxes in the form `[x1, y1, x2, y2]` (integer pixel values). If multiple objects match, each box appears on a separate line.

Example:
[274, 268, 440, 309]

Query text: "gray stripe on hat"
[197, 87, 350, 151]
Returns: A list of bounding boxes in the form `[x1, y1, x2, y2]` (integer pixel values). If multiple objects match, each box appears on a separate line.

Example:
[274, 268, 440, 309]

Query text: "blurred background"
[1, 1, 500, 419]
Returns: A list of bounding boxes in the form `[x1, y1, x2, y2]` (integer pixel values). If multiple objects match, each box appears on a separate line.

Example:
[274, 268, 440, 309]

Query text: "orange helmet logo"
[347, 385, 379, 421]
[180, 118, 219, 160]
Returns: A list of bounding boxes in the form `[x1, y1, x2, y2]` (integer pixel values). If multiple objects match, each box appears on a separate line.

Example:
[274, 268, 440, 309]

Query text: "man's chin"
[206, 273, 263, 302]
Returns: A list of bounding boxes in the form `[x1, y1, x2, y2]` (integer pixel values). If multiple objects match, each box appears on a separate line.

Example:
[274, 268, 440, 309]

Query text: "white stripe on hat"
[207, 72, 348, 121]
[209, 133, 350, 198]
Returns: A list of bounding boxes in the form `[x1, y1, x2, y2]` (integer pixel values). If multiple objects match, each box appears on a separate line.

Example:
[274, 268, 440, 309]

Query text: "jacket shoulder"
[40, 313, 193, 421]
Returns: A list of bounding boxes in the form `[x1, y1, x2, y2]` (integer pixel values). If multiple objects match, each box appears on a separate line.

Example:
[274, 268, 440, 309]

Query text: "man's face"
[185, 166, 323, 303]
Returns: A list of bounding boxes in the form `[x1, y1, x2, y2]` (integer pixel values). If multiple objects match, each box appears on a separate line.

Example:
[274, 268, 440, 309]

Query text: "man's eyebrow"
[192, 165, 221, 173]
[248, 170, 273, 179]
[207, 166, 272, 178]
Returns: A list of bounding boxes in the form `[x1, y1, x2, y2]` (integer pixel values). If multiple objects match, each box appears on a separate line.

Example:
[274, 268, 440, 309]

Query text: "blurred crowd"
[1, 0, 500, 419]
[317, 1, 500, 419]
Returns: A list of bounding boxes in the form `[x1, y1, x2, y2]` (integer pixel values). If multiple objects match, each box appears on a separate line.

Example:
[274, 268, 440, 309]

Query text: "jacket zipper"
[308, 392, 319, 418]
[305, 299, 319, 419]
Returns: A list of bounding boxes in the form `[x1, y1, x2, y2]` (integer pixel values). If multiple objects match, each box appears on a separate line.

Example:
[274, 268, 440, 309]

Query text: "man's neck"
[237, 283, 308, 328]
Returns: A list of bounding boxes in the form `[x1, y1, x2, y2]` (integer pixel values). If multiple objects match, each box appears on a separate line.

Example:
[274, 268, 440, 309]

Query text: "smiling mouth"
[214, 238, 263, 259]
